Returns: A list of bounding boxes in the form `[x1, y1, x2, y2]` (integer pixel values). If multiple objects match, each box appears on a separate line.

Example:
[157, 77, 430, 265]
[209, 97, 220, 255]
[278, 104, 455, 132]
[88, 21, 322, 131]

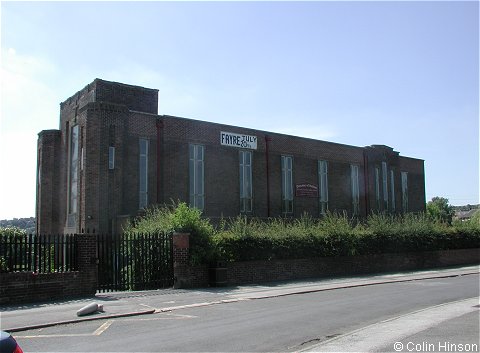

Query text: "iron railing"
[0, 234, 78, 273]
[97, 232, 174, 292]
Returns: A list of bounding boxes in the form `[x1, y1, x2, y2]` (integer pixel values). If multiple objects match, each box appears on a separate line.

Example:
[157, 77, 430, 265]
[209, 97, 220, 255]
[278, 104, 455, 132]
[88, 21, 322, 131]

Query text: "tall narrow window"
[139, 139, 149, 209]
[382, 161, 388, 210]
[281, 155, 293, 214]
[401, 172, 408, 213]
[390, 170, 395, 212]
[189, 144, 205, 211]
[239, 150, 253, 213]
[69, 125, 79, 214]
[375, 167, 380, 210]
[80, 147, 84, 171]
[318, 160, 328, 215]
[108, 146, 115, 170]
[351, 164, 360, 216]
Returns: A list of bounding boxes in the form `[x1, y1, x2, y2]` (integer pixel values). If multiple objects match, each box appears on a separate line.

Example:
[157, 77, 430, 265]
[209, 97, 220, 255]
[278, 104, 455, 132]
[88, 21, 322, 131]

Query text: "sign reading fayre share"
[220, 131, 258, 150]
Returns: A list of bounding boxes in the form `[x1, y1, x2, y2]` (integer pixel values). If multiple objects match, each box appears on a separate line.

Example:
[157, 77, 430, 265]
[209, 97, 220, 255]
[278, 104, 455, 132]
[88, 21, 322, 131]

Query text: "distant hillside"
[0, 217, 36, 234]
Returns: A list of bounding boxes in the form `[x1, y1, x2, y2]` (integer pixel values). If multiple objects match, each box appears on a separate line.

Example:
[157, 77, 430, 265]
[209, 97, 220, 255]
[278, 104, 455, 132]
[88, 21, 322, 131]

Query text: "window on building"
[139, 139, 149, 209]
[382, 161, 388, 210]
[375, 167, 380, 210]
[281, 155, 294, 214]
[318, 160, 328, 215]
[69, 125, 79, 215]
[80, 127, 84, 171]
[80, 148, 84, 171]
[37, 150, 42, 186]
[390, 169, 396, 212]
[401, 172, 408, 213]
[189, 144, 205, 211]
[351, 164, 360, 216]
[239, 150, 253, 213]
[108, 146, 115, 170]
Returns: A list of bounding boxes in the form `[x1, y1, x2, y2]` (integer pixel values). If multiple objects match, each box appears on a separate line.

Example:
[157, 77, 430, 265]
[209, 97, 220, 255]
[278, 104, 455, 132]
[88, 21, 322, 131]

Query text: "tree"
[426, 197, 455, 224]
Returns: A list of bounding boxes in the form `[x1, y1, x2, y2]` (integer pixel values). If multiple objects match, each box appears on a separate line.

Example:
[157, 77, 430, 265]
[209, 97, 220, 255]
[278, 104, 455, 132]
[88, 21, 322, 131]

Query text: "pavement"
[302, 296, 480, 352]
[1, 265, 478, 334]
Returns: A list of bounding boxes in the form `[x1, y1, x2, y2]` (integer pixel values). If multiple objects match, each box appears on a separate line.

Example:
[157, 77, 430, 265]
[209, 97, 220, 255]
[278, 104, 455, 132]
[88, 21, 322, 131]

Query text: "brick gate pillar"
[76, 233, 98, 296]
[172, 232, 190, 288]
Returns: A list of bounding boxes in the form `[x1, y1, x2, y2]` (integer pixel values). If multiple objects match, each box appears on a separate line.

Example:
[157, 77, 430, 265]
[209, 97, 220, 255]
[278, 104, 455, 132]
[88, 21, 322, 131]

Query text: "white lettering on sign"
[220, 131, 258, 150]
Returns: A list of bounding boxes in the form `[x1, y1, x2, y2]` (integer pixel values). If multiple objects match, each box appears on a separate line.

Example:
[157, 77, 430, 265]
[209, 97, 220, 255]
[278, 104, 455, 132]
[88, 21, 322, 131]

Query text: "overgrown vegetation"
[426, 197, 455, 224]
[213, 212, 479, 262]
[0, 227, 27, 272]
[0, 226, 28, 238]
[124, 202, 214, 265]
[124, 202, 480, 265]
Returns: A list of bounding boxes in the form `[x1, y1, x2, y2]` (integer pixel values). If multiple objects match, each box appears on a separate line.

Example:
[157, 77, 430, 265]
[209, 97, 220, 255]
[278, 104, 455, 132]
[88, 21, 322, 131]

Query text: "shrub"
[124, 202, 215, 265]
[426, 197, 455, 224]
[126, 205, 480, 264]
[171, 202, 215, 265]
[212, 212, 480, 262]
[0, 226, 27, 237]
[212, 212, 360, 262]
[0, 227, 28, 272]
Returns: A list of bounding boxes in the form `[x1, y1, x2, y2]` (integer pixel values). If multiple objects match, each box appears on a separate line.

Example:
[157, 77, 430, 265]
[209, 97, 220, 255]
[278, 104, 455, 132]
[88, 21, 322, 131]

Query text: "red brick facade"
[36, 79, 426, 234]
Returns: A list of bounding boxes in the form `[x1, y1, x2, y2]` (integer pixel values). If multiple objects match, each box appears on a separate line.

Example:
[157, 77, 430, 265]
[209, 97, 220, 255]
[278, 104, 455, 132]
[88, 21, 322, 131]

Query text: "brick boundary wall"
[1, 232, 478, 303]
[223, 248, 480, 286]
[0, 234, 98, 305]
[174, 234, 479, 288]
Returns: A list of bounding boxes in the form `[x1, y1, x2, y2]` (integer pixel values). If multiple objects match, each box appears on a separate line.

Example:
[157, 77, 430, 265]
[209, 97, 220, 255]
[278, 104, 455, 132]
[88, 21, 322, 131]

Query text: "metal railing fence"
[97, 232, 174, 292]
[0, 234, 78, 273]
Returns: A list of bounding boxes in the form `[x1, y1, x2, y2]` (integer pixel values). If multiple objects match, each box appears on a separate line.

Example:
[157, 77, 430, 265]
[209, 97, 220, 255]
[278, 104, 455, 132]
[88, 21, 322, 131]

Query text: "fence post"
[172, 232, 190, 289]
[76, 233, 98, 296]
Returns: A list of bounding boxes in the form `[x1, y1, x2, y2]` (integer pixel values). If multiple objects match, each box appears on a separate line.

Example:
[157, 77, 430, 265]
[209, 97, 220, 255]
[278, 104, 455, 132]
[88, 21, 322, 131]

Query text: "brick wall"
[0, 234, 97, 305]
[224, 248, 479, 286]
[171, 234, 479, 289]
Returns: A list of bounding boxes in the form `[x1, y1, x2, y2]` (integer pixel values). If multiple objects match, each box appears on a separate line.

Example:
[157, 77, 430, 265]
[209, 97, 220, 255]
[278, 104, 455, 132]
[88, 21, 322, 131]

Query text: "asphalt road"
[15, 274, 479, 352]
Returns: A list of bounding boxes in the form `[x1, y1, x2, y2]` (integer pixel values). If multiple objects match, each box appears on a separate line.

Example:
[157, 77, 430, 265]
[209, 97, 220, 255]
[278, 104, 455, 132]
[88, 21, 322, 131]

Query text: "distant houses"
[455, 209, 478, 222]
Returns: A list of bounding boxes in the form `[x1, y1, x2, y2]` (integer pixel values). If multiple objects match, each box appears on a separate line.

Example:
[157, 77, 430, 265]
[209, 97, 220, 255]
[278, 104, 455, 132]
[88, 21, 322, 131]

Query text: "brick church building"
[36, 79, 426, 234]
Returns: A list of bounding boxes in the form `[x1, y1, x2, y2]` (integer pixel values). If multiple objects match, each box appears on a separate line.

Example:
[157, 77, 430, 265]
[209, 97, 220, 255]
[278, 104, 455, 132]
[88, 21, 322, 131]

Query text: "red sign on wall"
[295, 183, 319, 198]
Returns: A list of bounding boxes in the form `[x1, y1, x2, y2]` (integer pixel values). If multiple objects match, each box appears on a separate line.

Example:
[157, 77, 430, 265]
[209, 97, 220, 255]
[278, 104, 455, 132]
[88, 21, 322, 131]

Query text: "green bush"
[0, 227, 28, 272]
[124, 202, 214, 265]
[0, 226, 27, 237]
[212, 212, 361, 262]
[212, 212, 480, 262]
[125, 204, 480, 264]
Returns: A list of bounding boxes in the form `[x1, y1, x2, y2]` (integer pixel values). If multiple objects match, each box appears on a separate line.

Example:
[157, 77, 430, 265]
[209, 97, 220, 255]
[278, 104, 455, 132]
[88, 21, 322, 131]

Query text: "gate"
[97, 232, 173, 292]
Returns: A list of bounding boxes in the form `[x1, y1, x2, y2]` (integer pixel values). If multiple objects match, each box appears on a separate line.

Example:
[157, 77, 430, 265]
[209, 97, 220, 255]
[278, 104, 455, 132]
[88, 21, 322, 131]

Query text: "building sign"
[295, 183, 319, 198]
[220, 131, 257, 150]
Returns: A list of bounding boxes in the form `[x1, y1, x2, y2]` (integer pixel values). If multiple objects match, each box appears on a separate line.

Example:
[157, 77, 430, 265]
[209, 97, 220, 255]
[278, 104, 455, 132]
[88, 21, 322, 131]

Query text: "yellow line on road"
[16, 333, 91, 339]
[121, 313, 198, 321]
[16, 320, 115, 339]
[93, 319, 114, 336]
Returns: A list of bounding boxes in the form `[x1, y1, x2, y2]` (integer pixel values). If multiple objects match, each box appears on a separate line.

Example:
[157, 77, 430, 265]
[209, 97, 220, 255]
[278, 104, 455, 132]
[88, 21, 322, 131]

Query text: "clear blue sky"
[1, 1, 478, 219]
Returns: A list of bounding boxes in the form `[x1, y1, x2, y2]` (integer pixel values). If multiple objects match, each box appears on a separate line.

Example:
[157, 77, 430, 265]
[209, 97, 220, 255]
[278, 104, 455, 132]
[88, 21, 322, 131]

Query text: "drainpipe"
[156, 119, 164, 204]
[265, 135, 272, 218]
[363, 151, 370, 217]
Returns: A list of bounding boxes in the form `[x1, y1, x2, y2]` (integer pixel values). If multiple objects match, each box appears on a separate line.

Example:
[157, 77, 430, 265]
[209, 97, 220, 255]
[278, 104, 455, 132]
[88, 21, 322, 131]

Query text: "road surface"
[14, 273, 479, 352]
